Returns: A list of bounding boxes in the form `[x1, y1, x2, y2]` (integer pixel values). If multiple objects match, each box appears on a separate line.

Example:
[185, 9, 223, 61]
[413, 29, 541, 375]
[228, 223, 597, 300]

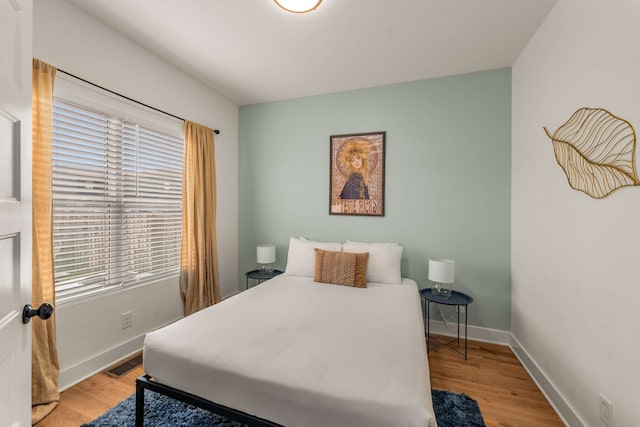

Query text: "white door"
[0, 0, 34, 426]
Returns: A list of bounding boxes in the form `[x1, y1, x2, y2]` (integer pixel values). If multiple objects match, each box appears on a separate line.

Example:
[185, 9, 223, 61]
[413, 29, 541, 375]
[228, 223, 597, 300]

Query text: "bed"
[138, 240, 437, 427]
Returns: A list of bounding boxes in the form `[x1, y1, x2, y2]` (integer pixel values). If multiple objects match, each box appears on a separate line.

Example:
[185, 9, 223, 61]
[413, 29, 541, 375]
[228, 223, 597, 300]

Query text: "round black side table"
[245, 269, 283, 289]
[420, 288, 474, 359]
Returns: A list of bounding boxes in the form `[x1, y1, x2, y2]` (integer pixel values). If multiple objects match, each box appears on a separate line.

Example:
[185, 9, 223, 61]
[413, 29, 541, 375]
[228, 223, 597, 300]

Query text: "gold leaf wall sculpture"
[544, 108, 639, 199]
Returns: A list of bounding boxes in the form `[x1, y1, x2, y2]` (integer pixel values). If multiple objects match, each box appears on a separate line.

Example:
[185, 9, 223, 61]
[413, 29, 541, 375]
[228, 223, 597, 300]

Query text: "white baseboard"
[58, 317, 182, 391]
[58, 334, 145, 391]
[427, 319, 511, 345]
[510, 335, 585, 427]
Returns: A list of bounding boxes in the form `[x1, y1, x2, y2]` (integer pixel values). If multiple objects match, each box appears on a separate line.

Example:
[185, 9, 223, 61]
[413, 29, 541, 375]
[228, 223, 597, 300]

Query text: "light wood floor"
[428, 336, 564, 427]
[36, 337, 564, 427]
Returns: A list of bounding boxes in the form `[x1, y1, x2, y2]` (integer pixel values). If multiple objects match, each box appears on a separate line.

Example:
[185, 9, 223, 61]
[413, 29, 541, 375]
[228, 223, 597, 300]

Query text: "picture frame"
[329, 131, 385, 216]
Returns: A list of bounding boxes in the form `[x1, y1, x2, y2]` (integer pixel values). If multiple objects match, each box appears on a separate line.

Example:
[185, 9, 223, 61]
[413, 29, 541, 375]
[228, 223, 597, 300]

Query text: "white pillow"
[345, 240, 400, 246]
[285, 237, 343, 277]
[342, 242, 403, 284]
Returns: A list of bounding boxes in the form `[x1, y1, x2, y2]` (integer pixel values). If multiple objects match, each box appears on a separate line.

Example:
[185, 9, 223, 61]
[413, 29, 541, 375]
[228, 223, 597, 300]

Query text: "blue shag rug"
[82, 389, 485, 427]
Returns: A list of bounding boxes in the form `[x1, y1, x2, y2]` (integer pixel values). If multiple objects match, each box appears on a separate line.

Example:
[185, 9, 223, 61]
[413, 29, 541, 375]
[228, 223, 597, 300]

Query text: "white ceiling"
[66, 0, 557, 106]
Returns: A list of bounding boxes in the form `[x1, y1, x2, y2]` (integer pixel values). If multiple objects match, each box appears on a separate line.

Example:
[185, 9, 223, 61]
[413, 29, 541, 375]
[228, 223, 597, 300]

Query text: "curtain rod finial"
[214, 129, 220, 135]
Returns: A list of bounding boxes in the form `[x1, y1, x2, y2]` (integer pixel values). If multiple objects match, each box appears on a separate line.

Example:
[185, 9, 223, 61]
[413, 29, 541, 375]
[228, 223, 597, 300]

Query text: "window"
[52, 79, 184, 304]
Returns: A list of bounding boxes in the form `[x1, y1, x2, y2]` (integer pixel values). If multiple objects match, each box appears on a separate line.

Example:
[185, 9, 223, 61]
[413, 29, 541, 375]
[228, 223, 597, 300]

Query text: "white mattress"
[143, 274, 437, 427]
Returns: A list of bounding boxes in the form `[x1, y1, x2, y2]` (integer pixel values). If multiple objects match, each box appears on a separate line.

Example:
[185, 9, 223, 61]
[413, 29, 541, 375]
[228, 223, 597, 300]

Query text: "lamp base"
[432, 283, 452, 299]
[260, 264, 273, 274]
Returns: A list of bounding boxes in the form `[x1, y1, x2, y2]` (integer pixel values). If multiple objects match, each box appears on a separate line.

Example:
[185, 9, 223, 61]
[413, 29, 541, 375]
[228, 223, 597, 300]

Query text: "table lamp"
[428, 259, 455, 298]
[257, 244, 276, 273]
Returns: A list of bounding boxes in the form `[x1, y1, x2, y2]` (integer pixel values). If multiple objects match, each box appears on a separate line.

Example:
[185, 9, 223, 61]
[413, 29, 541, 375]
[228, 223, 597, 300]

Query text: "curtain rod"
[57, 69, 220, 135]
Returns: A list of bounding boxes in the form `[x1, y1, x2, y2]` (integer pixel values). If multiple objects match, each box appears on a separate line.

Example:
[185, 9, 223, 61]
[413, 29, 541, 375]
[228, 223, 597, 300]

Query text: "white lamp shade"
[257, 245, 276, 264]
[428, 259, 455, 284]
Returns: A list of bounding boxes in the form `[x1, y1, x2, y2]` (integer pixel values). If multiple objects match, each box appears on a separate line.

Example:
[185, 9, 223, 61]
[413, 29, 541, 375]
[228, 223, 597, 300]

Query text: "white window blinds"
[52, 98, 184, 303]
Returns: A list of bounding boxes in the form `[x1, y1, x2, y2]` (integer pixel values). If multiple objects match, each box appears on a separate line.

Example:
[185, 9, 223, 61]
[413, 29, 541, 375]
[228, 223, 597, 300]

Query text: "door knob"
[22, 303, 54, 324]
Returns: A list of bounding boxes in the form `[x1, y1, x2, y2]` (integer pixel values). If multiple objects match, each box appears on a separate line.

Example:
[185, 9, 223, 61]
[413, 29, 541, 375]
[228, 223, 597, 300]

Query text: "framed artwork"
[329, 131, 385, 216]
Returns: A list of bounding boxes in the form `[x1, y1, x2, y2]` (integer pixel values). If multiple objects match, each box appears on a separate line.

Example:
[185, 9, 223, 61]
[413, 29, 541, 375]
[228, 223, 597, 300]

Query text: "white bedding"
[143, 274, 437, 427]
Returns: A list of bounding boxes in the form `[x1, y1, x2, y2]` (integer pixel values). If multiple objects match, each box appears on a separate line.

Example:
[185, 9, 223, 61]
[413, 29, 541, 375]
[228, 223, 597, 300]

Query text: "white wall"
[512, 1, 640, 426]
[34, 0, 239, 389]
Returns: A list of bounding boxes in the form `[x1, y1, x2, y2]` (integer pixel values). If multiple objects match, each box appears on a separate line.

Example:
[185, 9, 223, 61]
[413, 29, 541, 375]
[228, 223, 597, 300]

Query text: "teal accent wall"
[239, 68, 511, 330]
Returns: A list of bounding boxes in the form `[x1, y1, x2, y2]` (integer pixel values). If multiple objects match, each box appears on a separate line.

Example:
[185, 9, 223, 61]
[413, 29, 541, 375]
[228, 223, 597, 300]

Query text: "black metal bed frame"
[135, 374, 284, 427]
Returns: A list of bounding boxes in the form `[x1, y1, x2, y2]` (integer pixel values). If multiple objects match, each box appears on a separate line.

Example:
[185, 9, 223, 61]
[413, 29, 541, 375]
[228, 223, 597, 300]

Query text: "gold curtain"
[31, 58, 59, 424]
[180, 121, 220, 315]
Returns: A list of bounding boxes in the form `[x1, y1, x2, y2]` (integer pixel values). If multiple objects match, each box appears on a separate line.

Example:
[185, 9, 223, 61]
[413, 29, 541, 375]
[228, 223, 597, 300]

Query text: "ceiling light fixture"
[273, 0, 322, 14]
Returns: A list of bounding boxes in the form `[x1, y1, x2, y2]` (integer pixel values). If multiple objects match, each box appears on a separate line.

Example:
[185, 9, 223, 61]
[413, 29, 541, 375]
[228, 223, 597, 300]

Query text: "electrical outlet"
[599, 393, 613, 427]
[121, 311, 133, 330]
